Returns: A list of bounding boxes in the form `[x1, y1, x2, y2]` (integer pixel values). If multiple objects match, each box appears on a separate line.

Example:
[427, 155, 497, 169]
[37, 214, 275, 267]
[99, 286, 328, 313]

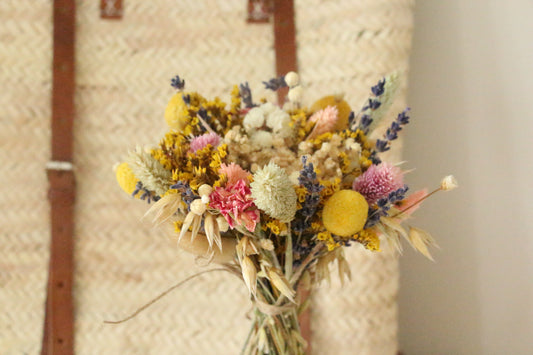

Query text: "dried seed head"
[259, 239, 274, 251]
[190, 199, 206, 215]
[198, 184, 213, 197]
[241, 256, 257, 296]
[267, 268, 295, 302]
[440, 175, 458, 191]
[284, 71, 300, 88]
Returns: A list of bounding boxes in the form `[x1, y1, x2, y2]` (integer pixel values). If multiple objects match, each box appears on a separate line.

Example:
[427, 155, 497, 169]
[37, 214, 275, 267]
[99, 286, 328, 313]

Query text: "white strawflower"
[260, 102, 277, 116]
[266, 108, 291, 138]
[243, 106, 265, 132]
[440, 175, 458, 191]
[251, 162, 297, 222]
[288, 85, 303, 103]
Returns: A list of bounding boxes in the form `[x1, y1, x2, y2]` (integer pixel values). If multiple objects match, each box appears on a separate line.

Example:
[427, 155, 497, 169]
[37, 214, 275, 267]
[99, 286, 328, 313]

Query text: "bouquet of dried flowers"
[115, 72, 456, 354]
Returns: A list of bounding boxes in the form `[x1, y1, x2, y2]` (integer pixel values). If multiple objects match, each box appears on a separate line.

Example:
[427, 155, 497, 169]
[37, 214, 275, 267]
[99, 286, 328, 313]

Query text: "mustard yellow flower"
[164, 93, 190, 131]
[322, 189, 368, 237]
[115, 162, 140, 197]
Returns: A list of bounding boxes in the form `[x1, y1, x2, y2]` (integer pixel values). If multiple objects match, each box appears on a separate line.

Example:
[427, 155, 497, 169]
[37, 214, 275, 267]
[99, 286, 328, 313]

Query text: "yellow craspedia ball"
[115, 162, 139, 197]
[164, 92, 189, 131]
[322, 189, 368, 237]
[310, 94, 352, 131]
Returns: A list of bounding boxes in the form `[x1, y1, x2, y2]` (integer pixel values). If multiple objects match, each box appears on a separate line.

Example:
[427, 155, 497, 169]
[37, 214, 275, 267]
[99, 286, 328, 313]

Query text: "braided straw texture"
[0, 1, 52, 354]
[295, 2, 414, 354]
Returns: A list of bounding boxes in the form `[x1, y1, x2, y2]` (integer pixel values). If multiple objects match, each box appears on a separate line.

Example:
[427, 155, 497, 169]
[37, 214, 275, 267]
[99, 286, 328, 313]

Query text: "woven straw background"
[296, 1, 414, 354]
[73, 1, 275, 354]
[0, 0, 413, 354]
[0, 1, 52, 354]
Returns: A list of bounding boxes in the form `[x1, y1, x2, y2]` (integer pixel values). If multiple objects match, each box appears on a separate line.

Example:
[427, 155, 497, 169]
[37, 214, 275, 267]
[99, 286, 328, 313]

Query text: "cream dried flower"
[265, 108, 292, 138]
[288, 85, 303, 103]
[243, 107, 265, 132]
[440, 175, 458, 191]
[284, 71, 300, 88]
[251, 162, 297, 222]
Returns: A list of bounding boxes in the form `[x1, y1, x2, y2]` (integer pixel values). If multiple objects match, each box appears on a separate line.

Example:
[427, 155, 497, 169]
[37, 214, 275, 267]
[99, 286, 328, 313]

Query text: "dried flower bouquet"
[115, 72, 456, 354]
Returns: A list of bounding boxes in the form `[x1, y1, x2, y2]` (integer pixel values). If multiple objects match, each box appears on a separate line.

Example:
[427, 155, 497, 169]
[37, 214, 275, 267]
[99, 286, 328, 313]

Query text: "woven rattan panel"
[73, 1, 413, 354]
[0, 1, 53, 353]
[295, 1, 414, 354]
[73, 1, 275, 354]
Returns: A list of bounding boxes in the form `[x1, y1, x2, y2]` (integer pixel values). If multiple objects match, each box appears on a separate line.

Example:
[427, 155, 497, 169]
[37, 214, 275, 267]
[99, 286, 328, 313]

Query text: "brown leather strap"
[273, 0, 298, 104]
[42, 1, 76, 354]
[273, 0, 312, 352]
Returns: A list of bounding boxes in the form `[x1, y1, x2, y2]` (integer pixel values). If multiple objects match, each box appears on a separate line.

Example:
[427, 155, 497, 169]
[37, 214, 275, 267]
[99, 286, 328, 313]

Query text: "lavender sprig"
[170, 75, 186, 90]
[239, 82, 255, 108]
[293, 156, 324, 234]
[365, 185, 409, 228]
[262, 76, 287, 91]
[132, 181, 161, 203]
[170, 181, 196, 209]
[351, 73, 400, 134]
[375, 108, 410, 153]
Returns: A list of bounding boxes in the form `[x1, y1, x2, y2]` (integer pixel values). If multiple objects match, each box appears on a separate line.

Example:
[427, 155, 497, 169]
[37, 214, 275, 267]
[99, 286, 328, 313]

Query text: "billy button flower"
[322, 190, 368, 237]
[115, 162, 140, 197]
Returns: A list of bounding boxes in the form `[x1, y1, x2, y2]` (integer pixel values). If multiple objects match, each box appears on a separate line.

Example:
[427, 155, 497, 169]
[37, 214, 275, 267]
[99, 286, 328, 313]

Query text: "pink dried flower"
[395, 188, 428, 220]
[352, 162, 404, 205]
[209, 179, 259, 232]
[307, 106, 339, 139]
[219, 163, 252, 186]
[189, 132, 221, 153]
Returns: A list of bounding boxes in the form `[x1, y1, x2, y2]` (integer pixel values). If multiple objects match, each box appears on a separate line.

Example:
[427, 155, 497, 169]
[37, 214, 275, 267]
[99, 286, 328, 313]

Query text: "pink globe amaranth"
[189, 132, 221, 153]
[352, 162, 404, 205]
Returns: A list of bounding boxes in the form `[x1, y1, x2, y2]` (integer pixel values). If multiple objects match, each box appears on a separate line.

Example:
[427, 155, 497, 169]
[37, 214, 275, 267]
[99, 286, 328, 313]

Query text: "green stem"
[285, 223, 293, 281]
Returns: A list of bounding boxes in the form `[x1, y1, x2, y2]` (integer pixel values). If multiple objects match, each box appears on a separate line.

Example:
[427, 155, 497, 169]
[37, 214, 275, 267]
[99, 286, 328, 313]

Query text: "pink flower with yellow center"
[189, 132, 221, 153]
[307, 105, 339, 139]
[219, 163, 251, 186]
[209, 179, 259, 232]
[352, 162, 404, 205]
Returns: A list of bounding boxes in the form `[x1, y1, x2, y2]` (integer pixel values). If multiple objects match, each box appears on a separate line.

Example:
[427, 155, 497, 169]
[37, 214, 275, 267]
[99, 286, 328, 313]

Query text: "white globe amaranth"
[250, 162, 297, 223]
[266, 108, 291, 138]
[243, 106, 265, 132]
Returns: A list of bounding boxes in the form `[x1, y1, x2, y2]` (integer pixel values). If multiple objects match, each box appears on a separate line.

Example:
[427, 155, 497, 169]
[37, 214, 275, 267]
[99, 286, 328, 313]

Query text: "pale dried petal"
[381, 216, 408, 240]
[259, 239, 274, 251]
[216, 216, 229, 232]
[143, 193, 183, 226]
[377, 224, 403, 254]
[408, 226, 439, 261]
[178, 212, 195, 243]
[267, 268, 295, 302]
[241, 256, 257, 296]
[336, 249, 352, 286]
[203, 213, 216, 249]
